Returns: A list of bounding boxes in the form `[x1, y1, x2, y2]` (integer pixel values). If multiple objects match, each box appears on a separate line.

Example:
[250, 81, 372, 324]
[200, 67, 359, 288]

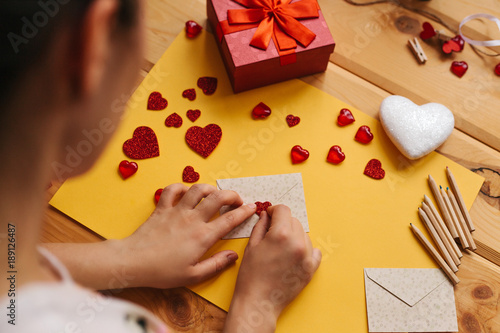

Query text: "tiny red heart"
[291, 145, 309, 164]
[147, 92, 168, 110]
[364, 159, 385, 179]
[182, 89, 196, 101]
[337, 108, 355, 126]
[252, 102, 272, 119]
[197, 77, 218, 95]
[450, 35, 465, 51]
[185, 20, 202, 38]
[450, 61, 468, 78]
[165, 112, 183, 128]
[286, 114, 300, 127]
[419, 22, 436, 40]
[118, 160, 138, 179]
[123, 126, 160, 159]
[185, 124, 222, 158]
[355, 125, 374, 144]
[182, 166, 200, 183]
[186, 109, 201, 122]
[442, 39, 461, 54]
[495, 63, 500, 76]
[255, 201, 272, 215]
[154, 188, 163, 204]
[326, 145, 345, 164]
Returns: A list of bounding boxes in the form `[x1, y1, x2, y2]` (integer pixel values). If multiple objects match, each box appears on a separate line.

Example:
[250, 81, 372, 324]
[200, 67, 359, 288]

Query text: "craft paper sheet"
[50, 31, 484, 333]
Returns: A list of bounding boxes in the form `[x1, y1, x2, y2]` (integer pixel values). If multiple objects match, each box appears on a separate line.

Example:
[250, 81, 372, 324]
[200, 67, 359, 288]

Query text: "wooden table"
[42, 1, 500, 332]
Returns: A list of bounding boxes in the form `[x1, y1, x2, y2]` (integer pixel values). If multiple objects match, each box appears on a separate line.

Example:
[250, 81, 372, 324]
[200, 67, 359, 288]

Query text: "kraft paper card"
[50, 30, 484, 333]
[364, 268, 458, 332]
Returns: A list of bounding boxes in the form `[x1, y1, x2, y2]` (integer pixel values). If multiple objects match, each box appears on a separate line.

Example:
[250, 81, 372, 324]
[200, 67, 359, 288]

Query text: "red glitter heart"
[186, 109, 201, 122]
[451, 61, 468, 78]
[182, 166, 200, 183]
[337, 108, 355, 126]
[185, 124, 222, 158]
[123, 126, 160, 159]
[165, 113, 183, 128]
[286, 114, 300, 127]
[291, 145, 309, 164]
[182, 89, 196, 101]
[442, 39, 462, 54]
[355, 125, 374, 144]
[197, 77, 218, 95]
[364, 159, 385, 179]
[118, 160, 138, 179]
[252, 102, 272, 119]
[255, 201, 272, 215]
[495, 63, 500, 76]
[147, 92, 168, 110]
[419, 22, 436, 40]
[185, 20, 202, 38]
[326, 146, 345, 164]
[154, 188, 163, 204]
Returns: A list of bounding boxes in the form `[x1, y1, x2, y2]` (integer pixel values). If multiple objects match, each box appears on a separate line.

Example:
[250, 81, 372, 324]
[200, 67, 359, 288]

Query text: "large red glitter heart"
[291, 145, 309, 164]
[118, 160, 138, 179]
[286, 114, 300, 127]
[442, 38, 462, 54]
[154, 188, 163, 204]
[326, 145, 345, 164]
[337, 108, 355, 126]
[355, 125, 374, 144]
[123, 126, 159, 159]
[186, 109, 201, 122]
[197, 77, 218, 95]
[165, 113, 183, 128]
[364, 159, 385, 179]
[255, 201, 272, 215]
[182, 89, 196, 101]
[185, 20, 203, 38]
[147, 92, 168, 110]
[450, 61, 468, 78]
[185, 124, 222, 158]
[182, 166, 200, 183]
[252, 102, 272, 119]
[419, 22, 436, 40]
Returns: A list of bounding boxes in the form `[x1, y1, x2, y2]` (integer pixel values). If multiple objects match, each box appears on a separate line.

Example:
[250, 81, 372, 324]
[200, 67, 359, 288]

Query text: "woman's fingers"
[176, 184, 217, 209]
[156, 183, 189, 208]
[195, 189, 244, 220]
[248, 211, 271, 248]
[204, 203, 256, 245]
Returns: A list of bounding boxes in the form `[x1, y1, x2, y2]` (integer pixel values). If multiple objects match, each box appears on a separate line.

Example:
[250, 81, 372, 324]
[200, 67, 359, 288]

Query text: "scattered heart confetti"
[252, 102, 272, 119]
[337, 108, 355, 126]
[419, 22, 436, 40]
[355, 125, 374, 144]
[182, 89, 196, 101]
[154, 188, 163, 204]
[165, 113, 183, 128]
[118, 160, 138, 179]
[442, 38, 462, 54]
[186, 109, 201, 122]
[364, 159, 385, 179]
[255, 201, 272, 215]
[495, 63, 500, 76]
[326, 146, 345, 164]
[123, 126, 160, 159]
[286, 114, 300, 127]
[185, 124, 222, 158]
[182, 166, 200, 183]
[185, 20, 203, 38]
[451, 61, 468, 78]
[147, 92, 168, 110]
[197, 77, 218, 95]
[291, 145, 309, 164]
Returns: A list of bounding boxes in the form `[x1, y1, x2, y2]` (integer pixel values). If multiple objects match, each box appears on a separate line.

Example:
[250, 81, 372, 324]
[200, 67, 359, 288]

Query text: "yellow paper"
[50, 31, 484, 332]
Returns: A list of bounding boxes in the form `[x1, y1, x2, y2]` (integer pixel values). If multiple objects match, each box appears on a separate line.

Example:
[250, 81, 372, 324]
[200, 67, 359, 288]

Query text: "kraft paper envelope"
[217, 173, 309, 239]
[364, 268, 458, 332]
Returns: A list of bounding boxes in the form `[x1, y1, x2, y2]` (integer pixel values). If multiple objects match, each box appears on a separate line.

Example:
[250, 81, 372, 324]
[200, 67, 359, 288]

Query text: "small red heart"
[450, 35, 465, 51]
[123, 126, 160, 159]
[165, 113, 183, 128]
[252, 102, 272, 119]
[255, 201, 272, 215]
[185, 124, 222, 158]
[118, 160, 138, 179]
[182, 166, 200, 183]
[420, 22, 436, 40]
[355, 125, 374, 144]
[185, 20, 203, 38]
[442, 39, 461, 54]
[291, 145, 309, 164]
[197, 77, 218, 95]
[182, 89, 196, 101]
[186, 109, 201, 122]
[286, 114, 300, 127]
[147, 92, 168, 110]
[495, 63, 500, 76]
[326, 145, 345, 164]
[337, 108, 355, 126]
[154, 188, 163, 204]
[364, 159, 385, 179]
[451, 61, 468, 78]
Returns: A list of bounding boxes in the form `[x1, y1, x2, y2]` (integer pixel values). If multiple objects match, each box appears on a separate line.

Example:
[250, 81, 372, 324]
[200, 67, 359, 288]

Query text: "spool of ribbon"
[459, 13, 500, 47]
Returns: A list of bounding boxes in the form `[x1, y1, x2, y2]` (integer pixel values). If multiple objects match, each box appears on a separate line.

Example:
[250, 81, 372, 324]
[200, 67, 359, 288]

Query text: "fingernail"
[247, 203, 256, 209]
[227, 252, 238, 262]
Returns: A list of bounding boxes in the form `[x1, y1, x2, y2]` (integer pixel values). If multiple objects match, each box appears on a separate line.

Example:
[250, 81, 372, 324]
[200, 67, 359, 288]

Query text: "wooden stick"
[410, 223, 460, 285]
[428, 175, 459, 239]
[448, 188, 477, 251]
[446, 167, 476, 232]
[418, 207, 458, 272]
[441, 186, 469, 249]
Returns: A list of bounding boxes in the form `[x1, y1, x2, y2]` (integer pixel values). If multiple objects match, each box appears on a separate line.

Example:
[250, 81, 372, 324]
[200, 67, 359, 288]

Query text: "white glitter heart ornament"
[380, 95, 454, 160]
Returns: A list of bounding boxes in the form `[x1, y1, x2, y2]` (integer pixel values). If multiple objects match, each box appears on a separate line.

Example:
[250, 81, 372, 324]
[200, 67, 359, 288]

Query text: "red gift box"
[207, 0, 335, 93]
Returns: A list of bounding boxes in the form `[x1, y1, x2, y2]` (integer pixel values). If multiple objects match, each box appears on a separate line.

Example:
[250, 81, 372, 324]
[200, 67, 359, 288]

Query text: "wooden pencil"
[428, 175, 459, 239]
[446, 167, 476, 232]
[448, 188, 477, 251]
[410, 223, 460, 285]
[441, 186, 469, 249]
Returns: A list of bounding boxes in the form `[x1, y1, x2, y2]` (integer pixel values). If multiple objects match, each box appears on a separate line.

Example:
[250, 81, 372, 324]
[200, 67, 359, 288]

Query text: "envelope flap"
[365, 268, 448, 307]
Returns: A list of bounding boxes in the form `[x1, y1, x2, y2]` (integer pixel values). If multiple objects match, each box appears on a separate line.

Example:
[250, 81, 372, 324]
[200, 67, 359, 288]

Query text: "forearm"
[224, 294, 279, 333]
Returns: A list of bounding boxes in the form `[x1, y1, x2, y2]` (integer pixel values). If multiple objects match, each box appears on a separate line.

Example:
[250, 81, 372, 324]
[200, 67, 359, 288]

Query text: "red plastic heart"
[450, 61, 468, 78]
[186, 109, 201, 122]
[197, 77, 218, 95]
[252, 102, 272, 119]
[291, 145, 309, 164]
[154, 188, 163, 204]
[185, 124, 222, 158]
[147, 92, 168, 110]
[442, 39, 461, 54]
[419, 22, 436, 40]
[182, 89, 196, 101]
[255, 201, 272, 215]
[286, 114, 300, 127]
[450, 35, 465, 51]
[495, 63, 500, 76]
[123, 126, 159, 159]
[185, 20, 203, 38]
[118, 160, 138, 179]
[337, 108, 355, 126]
[182, 166, 200, 183]
[355, 125, 374, 144]
[326, 145, 345, 164]
[364, 159, 385, 179]
[165, 113, 183, 128]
